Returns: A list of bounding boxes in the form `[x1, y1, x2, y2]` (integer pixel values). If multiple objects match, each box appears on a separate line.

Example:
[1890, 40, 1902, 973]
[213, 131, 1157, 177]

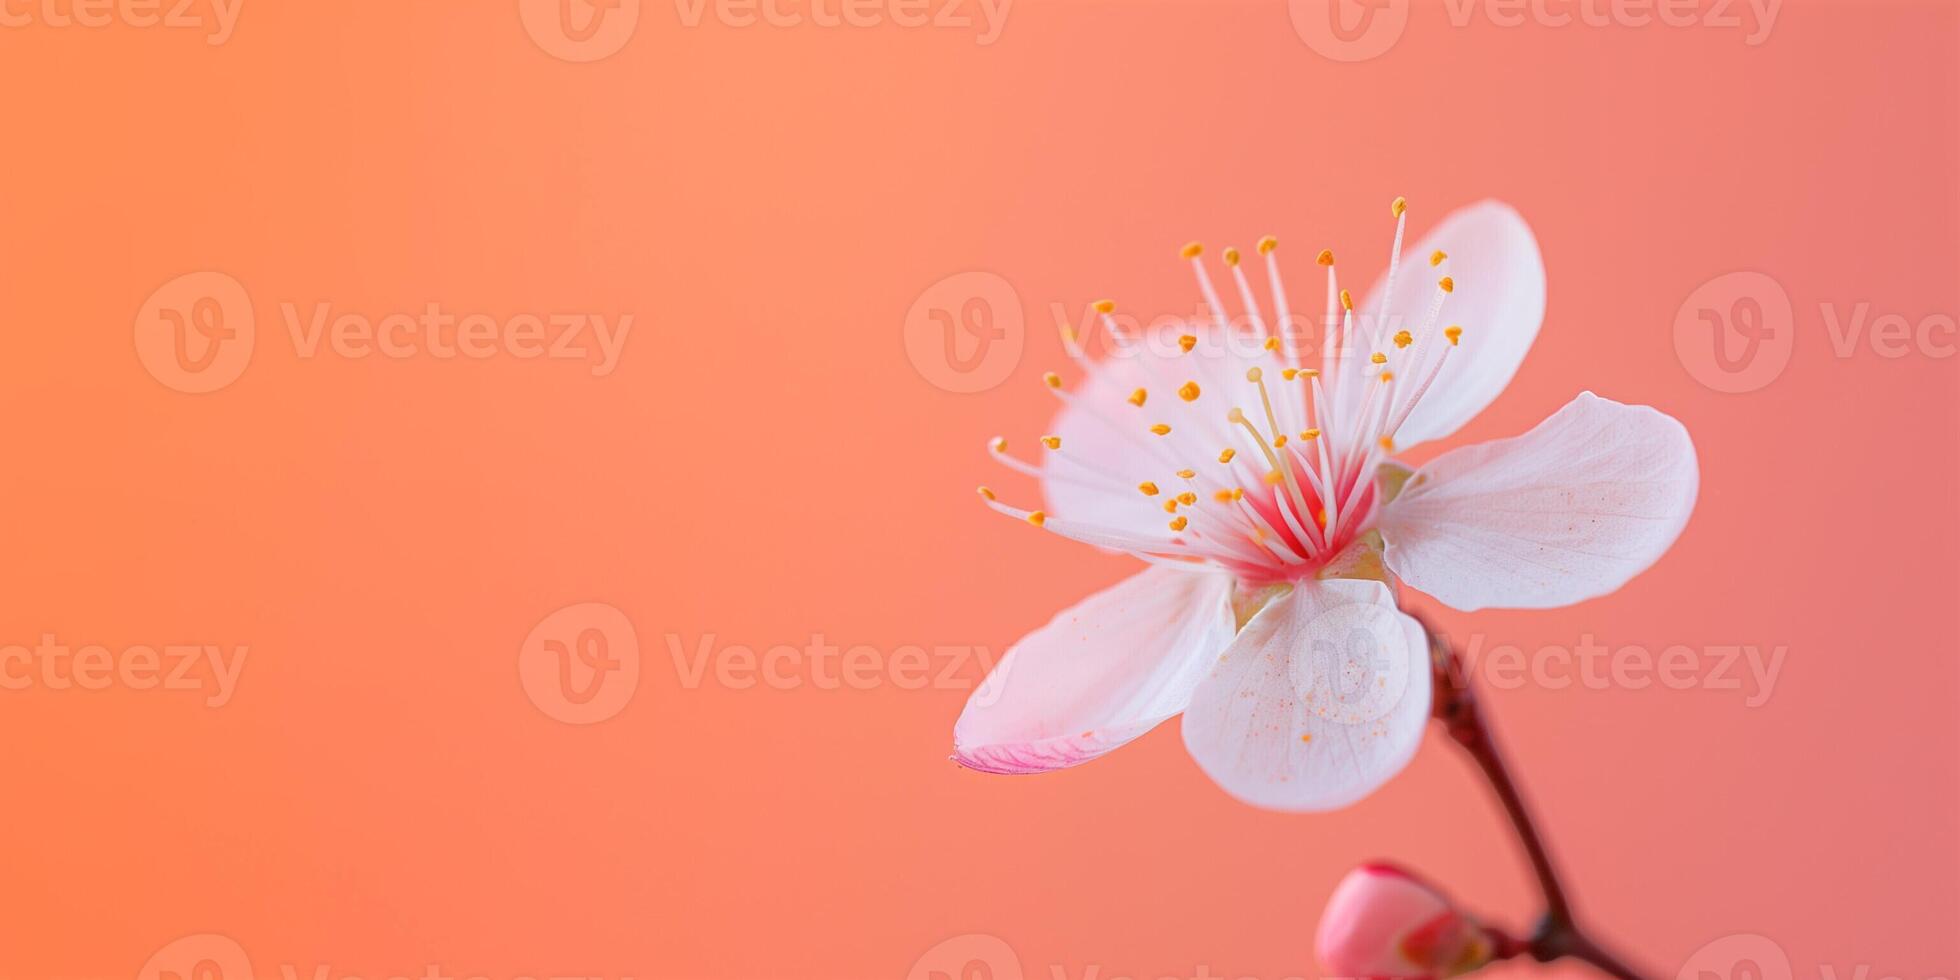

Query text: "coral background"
[0, 2, 1955, 978]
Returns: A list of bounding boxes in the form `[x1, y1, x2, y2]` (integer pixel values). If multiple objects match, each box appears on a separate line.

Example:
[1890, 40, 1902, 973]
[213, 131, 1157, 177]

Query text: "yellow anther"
[1430, 249, 1447, 266]
[977, 486, 996, 500]
[1301, 368, 1321, 379]
[1164, 499, 1180, 513]
[1391, 196, 1408, 218]
[1150, 423, 1172, 436]
[1178, 334, 1198, 353]
[1092, 299, 1116, 314]
[1282, 368, 1299, 380]
[1263, 470, 1285, 486]
[1316, 249, 1335, 266]
[1138, 481, 1160, 497]
[1043, 371, 1062, 388]
[1273, 434, 1288, 447]
[1180, 241, 1203, 259]
[1040, 435, 1061, 450]
[1315, 508, 1328, 528]
[1213, 489, 1236, 504]
[1226, 407, 1246, 423]
[1263, 336, 1281, 352]
[1370, 352, 1387, 365]
[1176, 492, 1197, 506]
[1223, 246, 1241, 266]
[1027, 511, 1046, 526]
[1168, 516, 1188, 532]
[990, 436, 1007, 452]
[1129, 387, 1148, 407]
[1218, 448, 1237, 464]
[1257, 236, 1278, 254]
[1340, 289, 1354, 311]
[1445, 325, 1463, 345]
[1439, 276, 1455, 293]
[1393, 330, 1412, 349]
[1380, 371, 1395, 383]
[1301, 428, 1321, 440]
[1245, 367, 1263, 382]
[1178, 381, 1202, 402]
[1379, 435, 1396, 451]
[1232, 487, 1245, 501]
[1300, 733, 1313, 744]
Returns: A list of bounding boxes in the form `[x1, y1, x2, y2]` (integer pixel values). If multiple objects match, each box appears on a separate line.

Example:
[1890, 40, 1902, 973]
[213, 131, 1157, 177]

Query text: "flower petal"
[1361, 200, 1546, 447]
[954, 564, 1237, 774]
[1043, 325, 1299, 533]
[1378, 391, 1699, 611]
[1180, 579, 1431, 811]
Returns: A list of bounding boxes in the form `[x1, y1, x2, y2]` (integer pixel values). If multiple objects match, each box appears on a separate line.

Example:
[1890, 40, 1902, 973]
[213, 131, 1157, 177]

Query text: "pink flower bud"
[1315, 863, 1500, 979]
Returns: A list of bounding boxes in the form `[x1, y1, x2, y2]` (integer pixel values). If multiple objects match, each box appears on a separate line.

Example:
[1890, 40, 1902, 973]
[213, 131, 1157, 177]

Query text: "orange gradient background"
[1, 2, 1956, 978]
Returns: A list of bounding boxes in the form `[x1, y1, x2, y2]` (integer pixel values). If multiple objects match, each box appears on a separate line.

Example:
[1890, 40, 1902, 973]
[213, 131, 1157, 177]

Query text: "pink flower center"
[979, 199, 1467, 585]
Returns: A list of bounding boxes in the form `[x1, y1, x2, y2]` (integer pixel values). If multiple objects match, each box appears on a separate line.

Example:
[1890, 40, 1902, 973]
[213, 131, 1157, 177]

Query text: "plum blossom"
[957, 199, 1698, 810]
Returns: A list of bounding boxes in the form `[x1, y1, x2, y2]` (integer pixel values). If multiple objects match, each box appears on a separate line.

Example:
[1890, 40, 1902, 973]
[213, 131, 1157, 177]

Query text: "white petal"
[1361, 200, 1546, 447]
[1044, 326, 1299, 532]
[1181, 579, 1431, 811]
[1379, 392, 1699, 611]
[954, 564, 1237, 774]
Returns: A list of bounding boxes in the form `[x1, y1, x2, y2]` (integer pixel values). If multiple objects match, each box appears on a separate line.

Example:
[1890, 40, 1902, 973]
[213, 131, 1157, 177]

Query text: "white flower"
[958, 200, 1699, 811]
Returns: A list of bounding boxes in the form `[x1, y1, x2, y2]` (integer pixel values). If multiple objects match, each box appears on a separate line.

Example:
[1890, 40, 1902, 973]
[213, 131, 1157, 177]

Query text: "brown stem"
[1425, 626, 1651, 980]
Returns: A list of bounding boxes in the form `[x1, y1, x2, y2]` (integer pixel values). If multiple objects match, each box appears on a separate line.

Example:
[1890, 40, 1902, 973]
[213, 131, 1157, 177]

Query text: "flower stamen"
[979, 199, 1480, 580]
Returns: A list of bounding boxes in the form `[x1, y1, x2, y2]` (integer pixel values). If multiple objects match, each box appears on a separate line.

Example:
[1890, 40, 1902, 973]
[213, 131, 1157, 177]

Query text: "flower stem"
[1424, 626, 1651, 980]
